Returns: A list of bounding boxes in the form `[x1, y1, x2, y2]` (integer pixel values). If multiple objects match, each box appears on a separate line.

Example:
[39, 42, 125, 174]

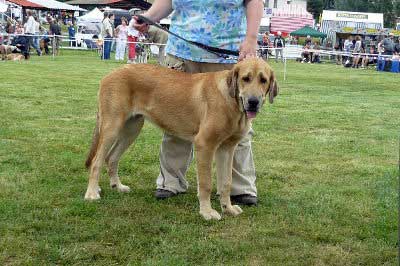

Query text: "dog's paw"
[223, 205, 243, 216]
[199, 208, 222, 221]
[111, 183, 131, 193]
[84, 189, 101, 200]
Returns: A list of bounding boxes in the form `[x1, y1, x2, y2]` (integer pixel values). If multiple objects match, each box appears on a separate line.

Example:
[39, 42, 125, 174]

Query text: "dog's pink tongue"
[246, 111, 257, 119]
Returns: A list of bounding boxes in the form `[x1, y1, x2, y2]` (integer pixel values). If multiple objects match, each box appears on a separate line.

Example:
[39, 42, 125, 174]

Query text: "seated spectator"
[11, 32, 29, 59]
[312, 42, 321, 63]
[334, 42, 342, 65]
[361, 46, 378, 69]
[301, 43, 312, 63]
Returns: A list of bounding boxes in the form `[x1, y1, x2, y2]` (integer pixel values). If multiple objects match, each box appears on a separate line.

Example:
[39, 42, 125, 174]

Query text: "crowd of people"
[337, 33, 400, 70]
[99, 11, 167, 64]
[1, 10, 63, 59]
[257, 28, 400, 71]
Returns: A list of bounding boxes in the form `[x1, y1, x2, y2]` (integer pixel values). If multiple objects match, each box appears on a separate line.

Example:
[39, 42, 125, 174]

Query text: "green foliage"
[307, 0, 399, 27]
[0, 51, 398, 265]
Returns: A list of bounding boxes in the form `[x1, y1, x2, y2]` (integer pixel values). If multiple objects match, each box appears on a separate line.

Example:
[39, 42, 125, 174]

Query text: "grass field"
[0, 51, 398, 265]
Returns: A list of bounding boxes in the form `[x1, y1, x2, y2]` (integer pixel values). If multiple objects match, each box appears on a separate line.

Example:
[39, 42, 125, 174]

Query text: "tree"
[307, 0, 324, 20]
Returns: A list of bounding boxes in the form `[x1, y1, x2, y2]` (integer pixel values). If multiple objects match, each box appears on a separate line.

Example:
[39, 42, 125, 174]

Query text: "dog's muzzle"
[241, 96, 262, 119]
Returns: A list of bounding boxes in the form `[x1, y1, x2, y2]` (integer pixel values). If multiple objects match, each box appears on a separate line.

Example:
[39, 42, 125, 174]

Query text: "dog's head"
[227, 58, 278, 119]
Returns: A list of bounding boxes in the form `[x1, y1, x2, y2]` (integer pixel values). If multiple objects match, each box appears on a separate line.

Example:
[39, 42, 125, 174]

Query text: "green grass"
[0, 51, 398, 265]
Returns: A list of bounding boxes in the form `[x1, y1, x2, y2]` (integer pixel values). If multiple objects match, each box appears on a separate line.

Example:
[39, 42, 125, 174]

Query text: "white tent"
[0, 2, 7, 13]
[29, 0, 85, 11]
[78, 7, 103, 23]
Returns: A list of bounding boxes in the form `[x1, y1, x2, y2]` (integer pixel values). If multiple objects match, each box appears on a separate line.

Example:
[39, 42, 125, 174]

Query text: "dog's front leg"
[195, 142, 221, 221]
[215, 145, 243, 217]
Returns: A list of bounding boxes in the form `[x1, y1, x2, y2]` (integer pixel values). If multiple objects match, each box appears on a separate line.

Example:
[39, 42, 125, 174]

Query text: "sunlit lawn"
[0, 51, 398, 265]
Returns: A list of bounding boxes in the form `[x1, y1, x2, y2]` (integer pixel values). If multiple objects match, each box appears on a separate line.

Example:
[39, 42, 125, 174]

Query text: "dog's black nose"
[248, 97, 259, 108]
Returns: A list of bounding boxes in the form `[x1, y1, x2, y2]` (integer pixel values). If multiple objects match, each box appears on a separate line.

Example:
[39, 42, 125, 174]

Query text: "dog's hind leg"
[215, 144, 243, 217]
[85, 118, 124, 200]
[106, 115, 144, 193]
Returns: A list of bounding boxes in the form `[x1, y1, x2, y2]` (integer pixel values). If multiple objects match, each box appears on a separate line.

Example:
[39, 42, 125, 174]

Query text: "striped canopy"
[271, 16, 314, 36]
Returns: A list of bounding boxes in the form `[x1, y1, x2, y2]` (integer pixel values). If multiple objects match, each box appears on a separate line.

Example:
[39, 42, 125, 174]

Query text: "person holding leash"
[134, 0, 263, 206]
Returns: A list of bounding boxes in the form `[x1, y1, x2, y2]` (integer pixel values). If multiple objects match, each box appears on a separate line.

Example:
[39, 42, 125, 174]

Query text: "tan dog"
[0, 45, 18, 60]
[6, 53, 25, 62]
[85, 58, 278, 220]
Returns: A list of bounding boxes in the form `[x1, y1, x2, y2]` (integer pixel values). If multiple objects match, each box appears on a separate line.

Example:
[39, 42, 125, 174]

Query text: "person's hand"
[239, 37, 258, 61]
[132, 15, 150, 33]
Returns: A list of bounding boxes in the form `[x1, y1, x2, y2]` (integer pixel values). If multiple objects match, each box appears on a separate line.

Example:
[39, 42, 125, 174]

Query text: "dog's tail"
[85, 112, 100, 169]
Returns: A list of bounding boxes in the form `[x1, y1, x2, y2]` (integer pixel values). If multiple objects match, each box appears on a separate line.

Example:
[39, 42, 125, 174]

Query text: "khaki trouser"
[156, 55, 257, 196]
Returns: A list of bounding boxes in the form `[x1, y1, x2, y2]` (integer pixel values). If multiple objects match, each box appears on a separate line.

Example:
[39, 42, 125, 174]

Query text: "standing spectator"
[379, 33, 395, 56]
[5, 18, 15, 45]
[33, 16, 41, 56]
[343, 35, 353, 66]
[68, 21, 76, 47]
[261, 31, 271, 59]
[134, 0, 262, 206]
[146, 25, 168, 65]
[101, 13, 114, 60]
[352, 35, 363, 68]
[305, 35, 312, 46]
[115, 17, 128, 61]
[274, 31, 285, 63]
[49, 17, 61, 55]
[394, 37, 400, 55]
[24, 10, 41, 56]
[40, 25, 50, 55]
[127, 13, 140, 63]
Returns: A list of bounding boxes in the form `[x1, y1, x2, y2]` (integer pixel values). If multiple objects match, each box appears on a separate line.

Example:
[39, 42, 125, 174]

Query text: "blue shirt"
[68, 26, 76, 37]
[166, 0, 246, 63]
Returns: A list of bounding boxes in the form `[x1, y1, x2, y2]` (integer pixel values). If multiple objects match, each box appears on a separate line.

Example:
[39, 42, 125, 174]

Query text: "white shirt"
[116, 24, 128, 40]
[101, 18, 113, 38]
[25, 16, 36, 34]
[128, 19, 139, 37]
[34, 21, 40, 34]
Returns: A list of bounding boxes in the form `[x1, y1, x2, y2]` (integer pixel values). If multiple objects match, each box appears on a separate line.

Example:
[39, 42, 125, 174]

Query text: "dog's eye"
[260, 77, 267, 84]
[242, 76, 250, 82]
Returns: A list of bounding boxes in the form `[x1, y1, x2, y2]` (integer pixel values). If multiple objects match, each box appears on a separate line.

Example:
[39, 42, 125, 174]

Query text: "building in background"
[321, 10, 384, 46]
[263, 0, 313, 36]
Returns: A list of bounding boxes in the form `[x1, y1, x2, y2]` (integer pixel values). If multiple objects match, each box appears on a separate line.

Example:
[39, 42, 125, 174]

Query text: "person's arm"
[106, 21, 113, 37]
[239, 0, 263, 61]
[134, 0, 173, 32]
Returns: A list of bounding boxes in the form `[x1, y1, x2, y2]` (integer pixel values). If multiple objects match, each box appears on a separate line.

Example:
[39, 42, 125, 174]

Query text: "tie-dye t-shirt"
[166, 0, 246, 63]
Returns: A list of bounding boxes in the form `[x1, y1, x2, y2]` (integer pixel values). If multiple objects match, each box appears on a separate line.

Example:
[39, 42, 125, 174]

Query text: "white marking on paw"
[200, 208, 222, 221]
[223, 205, 243, 216]
[84, 189, 101, 200]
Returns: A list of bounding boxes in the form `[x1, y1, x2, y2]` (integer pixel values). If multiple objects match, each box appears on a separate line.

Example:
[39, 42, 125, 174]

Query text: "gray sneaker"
[154, 189, 177, 199]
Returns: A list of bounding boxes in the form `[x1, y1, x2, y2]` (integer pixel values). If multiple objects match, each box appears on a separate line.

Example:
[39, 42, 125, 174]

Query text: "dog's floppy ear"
[227, 66, 239, 98]
[268, 71, 279, 104]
